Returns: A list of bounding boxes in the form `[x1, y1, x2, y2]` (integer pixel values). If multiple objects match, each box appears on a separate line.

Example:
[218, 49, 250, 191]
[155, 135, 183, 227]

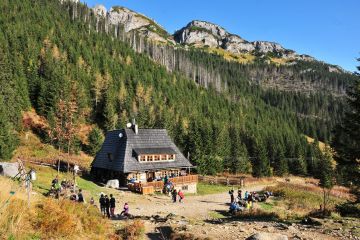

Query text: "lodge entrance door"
[146, 172, 155, 181]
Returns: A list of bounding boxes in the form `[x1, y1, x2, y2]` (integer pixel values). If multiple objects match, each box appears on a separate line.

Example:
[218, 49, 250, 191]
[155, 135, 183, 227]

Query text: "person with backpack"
[77, 189, 84, 203]
[99, 194, 106, 216]
[229, 189, 235, 203]
[104, 195, 110, 218]
[178, 190, 184, 203]
[237, 189, 242, 200]
[109, 194, 116, 217]
[171, 189, 177, 203]
[244, 191, 249, 200]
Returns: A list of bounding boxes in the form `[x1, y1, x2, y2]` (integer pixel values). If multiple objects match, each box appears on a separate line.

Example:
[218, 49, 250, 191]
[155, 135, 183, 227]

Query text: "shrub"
[119, 220, 145, 240]
[336, 202, 360, 218]
[235, 209, 280, 221]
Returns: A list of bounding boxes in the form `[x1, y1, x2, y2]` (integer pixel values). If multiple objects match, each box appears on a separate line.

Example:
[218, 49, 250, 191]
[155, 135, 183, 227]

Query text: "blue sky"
[83, 0, 360, 72]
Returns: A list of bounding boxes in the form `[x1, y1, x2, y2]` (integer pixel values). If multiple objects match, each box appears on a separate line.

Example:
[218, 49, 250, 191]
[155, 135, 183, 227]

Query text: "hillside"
[0, 0, 358, 178]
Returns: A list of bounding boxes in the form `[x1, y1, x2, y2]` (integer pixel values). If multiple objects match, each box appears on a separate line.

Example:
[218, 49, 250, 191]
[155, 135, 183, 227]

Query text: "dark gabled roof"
[133, 147, 177, 155]
[91, 128, 193, 173]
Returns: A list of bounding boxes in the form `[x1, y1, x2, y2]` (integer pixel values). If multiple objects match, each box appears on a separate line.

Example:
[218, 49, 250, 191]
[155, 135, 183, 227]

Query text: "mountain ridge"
[91, 4, 345, 72]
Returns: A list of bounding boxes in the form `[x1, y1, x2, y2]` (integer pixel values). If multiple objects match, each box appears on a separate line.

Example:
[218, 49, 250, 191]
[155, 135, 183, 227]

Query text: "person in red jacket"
[178, 190, 184, 203]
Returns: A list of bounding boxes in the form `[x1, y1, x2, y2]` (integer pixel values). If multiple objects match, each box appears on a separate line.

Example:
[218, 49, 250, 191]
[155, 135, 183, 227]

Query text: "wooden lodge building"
[91, 121, 198, 194]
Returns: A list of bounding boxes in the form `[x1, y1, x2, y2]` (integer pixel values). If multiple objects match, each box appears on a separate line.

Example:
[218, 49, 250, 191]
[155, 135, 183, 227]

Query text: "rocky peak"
[108, 6, 150, 32]
[253, 41, 285, 53]
[188, 20, 228, 39]
[93, 4, 107, 18]
[91, 5, 170, 43]
[173, 20, 318, 63]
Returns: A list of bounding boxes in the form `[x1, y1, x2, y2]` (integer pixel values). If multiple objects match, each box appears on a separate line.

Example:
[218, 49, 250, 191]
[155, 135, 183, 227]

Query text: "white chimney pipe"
[135, 124, 138, 134]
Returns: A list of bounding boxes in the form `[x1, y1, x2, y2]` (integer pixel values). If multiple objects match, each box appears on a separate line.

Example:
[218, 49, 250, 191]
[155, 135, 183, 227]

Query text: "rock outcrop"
[246, 232, 288, 240]
[93, 4, 107, 18]
[174, 20, 315, 62]
[91, 6, 171, 43]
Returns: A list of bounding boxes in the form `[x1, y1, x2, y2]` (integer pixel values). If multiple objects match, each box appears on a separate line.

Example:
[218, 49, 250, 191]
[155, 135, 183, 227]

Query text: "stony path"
[114, 184, 267, 219]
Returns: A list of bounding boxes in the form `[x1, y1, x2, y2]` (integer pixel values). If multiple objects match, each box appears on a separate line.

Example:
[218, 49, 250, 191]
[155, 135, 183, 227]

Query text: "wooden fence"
[199, 175, 274, 187]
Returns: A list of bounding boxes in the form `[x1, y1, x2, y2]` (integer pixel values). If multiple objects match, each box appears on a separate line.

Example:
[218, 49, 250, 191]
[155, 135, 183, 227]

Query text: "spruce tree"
[0, 95, 18, 160]
[318, 147, 335, 214]
[87, 126, 105, 156]
[333, 58, 360, 186]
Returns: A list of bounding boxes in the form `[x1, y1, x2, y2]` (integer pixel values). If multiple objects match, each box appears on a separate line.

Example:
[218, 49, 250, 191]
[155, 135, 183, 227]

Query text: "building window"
[182, 185, 188, 190]
[107, 153, 113, 162]
[138, 154, 176, 162]
[140, 155, 146, 162]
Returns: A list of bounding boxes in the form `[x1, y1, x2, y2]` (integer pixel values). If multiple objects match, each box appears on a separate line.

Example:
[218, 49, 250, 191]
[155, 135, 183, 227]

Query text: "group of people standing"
[99, 194, 130, 218]
[171, 189, 185, 203]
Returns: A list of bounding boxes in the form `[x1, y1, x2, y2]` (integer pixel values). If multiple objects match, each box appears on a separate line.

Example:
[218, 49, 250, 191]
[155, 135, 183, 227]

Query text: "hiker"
[229, 189, 235, 203]
[99, 194, 106, 216]
[110, 194, 116, 217]
[238, 189, 242, 200]
[244, 191, 249, 200]
[52, 176, 59, 187]
[105, 195, 110, 218]
[120, 203, 130, 217]
[77, 189, 84, 203]
[172, 189, 177, 203]
[229, 201, 241, 214]
[178, 190, 184, 203]
[54, 181, 61, 199]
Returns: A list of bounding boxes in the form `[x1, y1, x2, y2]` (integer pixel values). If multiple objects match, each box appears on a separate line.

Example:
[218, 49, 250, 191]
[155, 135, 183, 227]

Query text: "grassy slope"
[0, 177, 113, 240]
[12, 131, 93, 168]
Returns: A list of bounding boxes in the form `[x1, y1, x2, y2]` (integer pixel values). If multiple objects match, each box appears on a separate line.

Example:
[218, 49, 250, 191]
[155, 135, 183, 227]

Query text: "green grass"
[208, 211, 226, 219]
[29, 164, 113, 199]
[259, 202, 274, 211]
[196, 182, 235, 195]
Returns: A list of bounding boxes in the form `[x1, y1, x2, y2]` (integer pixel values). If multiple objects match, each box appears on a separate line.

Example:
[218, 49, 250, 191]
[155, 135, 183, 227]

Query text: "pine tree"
[318, 147, 335, 214]
[0, 95, 18, 160]
[87, 126, 105, 156]
[252, 139, 271, 177]
[333, 58, 360, 186]
[0, 47, 19, 160]
[274, 146, 288, 176]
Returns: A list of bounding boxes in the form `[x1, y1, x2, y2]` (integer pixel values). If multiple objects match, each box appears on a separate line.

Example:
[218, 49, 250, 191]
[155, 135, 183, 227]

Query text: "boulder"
[0, 162, 19, 178]
[106, 179, 119, 189]
[246, 232, 288, 240]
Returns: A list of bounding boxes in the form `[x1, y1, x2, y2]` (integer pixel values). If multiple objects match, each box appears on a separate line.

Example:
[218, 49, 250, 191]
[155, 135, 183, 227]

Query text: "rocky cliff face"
[92, 5, 172, 43]
[174, 20, 315, 61]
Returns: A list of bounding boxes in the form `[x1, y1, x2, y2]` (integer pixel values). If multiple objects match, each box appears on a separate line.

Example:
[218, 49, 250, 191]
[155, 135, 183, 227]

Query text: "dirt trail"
[114, 184, 270, 219]
[111, 183, 356, 240]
